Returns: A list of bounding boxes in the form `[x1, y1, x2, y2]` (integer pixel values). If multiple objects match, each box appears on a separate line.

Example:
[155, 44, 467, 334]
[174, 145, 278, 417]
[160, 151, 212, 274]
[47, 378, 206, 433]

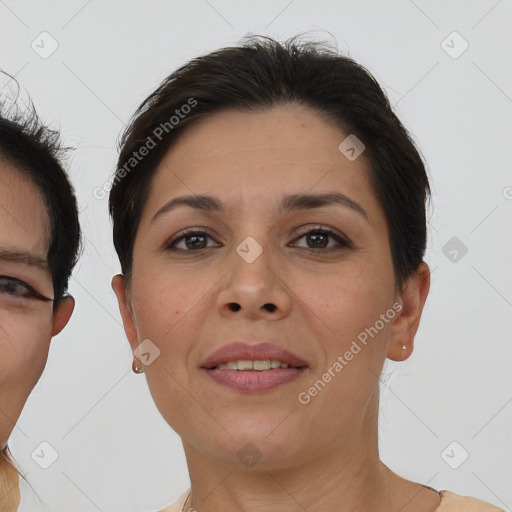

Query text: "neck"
[182, 446, 394, 512]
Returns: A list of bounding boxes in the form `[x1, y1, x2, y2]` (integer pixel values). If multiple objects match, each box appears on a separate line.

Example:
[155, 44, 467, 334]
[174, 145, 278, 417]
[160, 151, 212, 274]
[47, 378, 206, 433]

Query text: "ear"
[51, 295, 75, 336]
[387, 262, 430, 361]
[111, 274, 139, 353]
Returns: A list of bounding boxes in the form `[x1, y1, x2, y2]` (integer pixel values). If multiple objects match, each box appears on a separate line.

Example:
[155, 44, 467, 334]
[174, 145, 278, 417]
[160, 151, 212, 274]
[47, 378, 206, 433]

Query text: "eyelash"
[0, 275, 50, 302]
[165, 226, 352, 253]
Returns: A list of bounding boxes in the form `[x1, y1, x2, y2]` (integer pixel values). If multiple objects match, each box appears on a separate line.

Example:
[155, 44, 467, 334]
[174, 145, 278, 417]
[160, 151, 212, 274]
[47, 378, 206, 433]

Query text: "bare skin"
[0, 162, 73, 450]
[113, 104, 438, 511]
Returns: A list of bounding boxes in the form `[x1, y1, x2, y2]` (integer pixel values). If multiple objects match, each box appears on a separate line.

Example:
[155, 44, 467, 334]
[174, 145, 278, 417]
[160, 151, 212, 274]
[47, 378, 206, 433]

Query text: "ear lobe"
[111, 274, 139, 352]
[52, 295, 75, 336]
[387, 262, 430, 361]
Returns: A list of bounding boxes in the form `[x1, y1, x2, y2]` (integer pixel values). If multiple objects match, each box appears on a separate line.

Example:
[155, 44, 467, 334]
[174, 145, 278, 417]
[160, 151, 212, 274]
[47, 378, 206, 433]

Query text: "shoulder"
[437, 490, 505, 511]
[157, 488, 505, 512]
[157, 489, 190, 512]
[0, 456, 20, 512]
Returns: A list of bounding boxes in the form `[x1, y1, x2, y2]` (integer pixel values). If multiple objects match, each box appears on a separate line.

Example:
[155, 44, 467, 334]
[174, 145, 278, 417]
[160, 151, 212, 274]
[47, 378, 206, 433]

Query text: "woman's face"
[0, 163, 73, 449]
[114, 104, 429, 468]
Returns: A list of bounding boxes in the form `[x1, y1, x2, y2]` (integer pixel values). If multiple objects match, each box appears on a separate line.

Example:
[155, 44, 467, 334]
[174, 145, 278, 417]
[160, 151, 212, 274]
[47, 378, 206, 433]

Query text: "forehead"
[143, 104, 379, 220]
[162, 104, 355, 171]
[0, 160, 50, 260]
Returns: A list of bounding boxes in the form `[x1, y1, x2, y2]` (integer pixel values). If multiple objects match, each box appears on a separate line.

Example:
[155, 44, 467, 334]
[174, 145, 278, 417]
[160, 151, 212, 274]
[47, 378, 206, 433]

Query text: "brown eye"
[166, 229, 220, 251]
[306, 231, 329, 248]
[291, 228, 351, 251]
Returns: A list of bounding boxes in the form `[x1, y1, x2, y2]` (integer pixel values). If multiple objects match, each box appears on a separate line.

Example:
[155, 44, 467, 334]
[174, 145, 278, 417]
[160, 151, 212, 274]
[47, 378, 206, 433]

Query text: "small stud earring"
[402, 345, 407, 351]
[132, 359, 144, 374]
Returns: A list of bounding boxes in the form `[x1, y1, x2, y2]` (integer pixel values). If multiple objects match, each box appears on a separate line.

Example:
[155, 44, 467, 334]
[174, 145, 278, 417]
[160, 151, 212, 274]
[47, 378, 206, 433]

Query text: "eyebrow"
[151, 192, 369, 224]
[0, 248, 48, 269]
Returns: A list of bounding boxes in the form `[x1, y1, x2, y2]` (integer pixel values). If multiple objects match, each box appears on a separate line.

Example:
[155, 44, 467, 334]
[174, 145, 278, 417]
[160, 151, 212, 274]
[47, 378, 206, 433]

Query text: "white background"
[0, 0, 511, 510]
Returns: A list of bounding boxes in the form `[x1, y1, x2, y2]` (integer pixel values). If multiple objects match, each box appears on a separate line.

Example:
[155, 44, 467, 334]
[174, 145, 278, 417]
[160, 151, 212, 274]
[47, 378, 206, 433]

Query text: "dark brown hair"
[109, 34, 430, 291]
[0, 79, 82, 308]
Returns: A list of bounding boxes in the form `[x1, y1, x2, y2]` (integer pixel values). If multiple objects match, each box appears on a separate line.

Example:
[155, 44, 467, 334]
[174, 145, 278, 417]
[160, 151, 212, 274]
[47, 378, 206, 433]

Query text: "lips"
[200, 341, 308, 392]
[200, 341, 308, 369]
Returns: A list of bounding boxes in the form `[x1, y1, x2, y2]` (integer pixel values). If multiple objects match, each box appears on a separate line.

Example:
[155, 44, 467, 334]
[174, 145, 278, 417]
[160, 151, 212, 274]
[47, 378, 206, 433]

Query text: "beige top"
[0, 456, 20, 512]
[158, 488, 505, 512]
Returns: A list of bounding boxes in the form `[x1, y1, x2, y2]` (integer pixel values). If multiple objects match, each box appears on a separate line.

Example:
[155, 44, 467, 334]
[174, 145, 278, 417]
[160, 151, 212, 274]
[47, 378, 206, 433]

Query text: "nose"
[216, 240, 292, 321]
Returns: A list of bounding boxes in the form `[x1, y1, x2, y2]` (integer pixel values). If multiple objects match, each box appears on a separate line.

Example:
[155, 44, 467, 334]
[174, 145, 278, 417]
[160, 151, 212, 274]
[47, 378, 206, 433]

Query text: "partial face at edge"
[0, 162, 73, 448]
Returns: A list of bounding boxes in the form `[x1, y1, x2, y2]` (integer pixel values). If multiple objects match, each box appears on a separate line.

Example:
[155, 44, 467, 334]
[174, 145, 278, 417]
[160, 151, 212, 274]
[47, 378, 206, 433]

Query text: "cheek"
[129, 271, 203, 390]
[0, 312, 52, 389]
[130, 270, 218, 421]
[131, 268, 209, 340]
[292, 262, 394, 344]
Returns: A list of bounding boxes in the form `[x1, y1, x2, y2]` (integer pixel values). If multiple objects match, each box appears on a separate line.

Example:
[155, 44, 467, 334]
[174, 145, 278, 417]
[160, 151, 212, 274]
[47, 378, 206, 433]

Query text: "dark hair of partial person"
[109, 33, 431, 293]
[0, 77, 82, 310]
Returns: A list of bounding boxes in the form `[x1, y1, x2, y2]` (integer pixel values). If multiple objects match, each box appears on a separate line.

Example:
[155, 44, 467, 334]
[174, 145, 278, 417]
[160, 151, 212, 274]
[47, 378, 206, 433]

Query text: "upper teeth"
[215, 360, 290, 370]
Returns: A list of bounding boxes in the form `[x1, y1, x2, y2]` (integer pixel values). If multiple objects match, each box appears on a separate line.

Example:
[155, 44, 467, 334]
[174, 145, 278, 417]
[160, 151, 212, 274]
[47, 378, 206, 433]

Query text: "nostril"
[229, 303, 241, 311]
[263, 303, 276, 312]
